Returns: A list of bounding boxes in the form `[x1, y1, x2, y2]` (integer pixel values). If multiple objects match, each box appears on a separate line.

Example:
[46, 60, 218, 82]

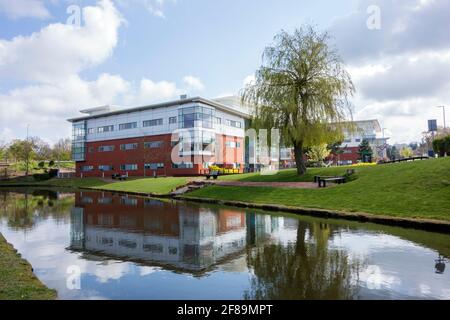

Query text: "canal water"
[0, 189, 449, 300]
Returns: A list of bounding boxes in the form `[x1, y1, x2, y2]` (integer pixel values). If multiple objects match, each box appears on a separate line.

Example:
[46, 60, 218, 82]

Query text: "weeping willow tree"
[242, 26, 354, 174]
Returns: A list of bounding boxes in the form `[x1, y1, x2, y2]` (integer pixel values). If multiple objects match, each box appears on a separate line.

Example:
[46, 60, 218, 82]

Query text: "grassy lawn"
[186, 158, 450, 221]
[0, 176, 189, 195]
[96, 177, 188, 195]
[0, 234, 56, 300]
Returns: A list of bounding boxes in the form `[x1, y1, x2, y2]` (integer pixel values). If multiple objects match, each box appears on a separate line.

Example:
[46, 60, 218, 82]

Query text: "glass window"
[178, 106, 214, 129]
[119, 122, 137, 130]
[143, 118, 163, 127]
[87, 128, 95, 134]
[98, 125, 114, 133]
[120, 164, 138, 171]
[226, 119, 242, 128]
[98, 165, 113, 171]
[120, 197, 138, 206]
[169, 116, 177, 124]
[81, 165, 93, 172]
[98, 145, 115, 152]
[144, 141, 163, 149]
[119, 239, 137, 249]
[226, 141, 237, 148]
[98, 197, 112, 204]
[145, 163, 164, 170]
[72, 122, 86, 141]
[120, 143, 138, 151]
[81, 197, 93, 204]
[143, 244, 163, 253]
[172, 162, 193, 169]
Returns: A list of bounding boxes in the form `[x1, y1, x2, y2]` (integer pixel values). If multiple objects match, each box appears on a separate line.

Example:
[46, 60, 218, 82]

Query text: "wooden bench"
[112, 173, 128, 181]
[316, 176, 346, 188]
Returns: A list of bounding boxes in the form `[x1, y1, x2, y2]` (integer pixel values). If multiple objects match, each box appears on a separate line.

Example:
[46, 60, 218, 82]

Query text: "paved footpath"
[210, 180, 318, 189]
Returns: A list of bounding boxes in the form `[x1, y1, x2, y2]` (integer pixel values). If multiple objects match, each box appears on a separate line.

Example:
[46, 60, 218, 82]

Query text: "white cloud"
[350, 51, 450, 102]
[332, 0, 450, 62]
[182, 75, 205, 92]
[0, 0, 134, 143]
[133, 78, 179, 104]
[0, 73, 205, 143]
[0, 0, 205, 144]
[330, 0, 450, 143]
[0, 0, 51, 20]
[115, 0, 173, 18]
[0, 127, 14, 143]
[0, 0, 122, 83]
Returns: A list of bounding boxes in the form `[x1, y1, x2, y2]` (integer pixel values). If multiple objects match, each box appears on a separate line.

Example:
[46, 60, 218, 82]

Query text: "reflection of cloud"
[139, 266, 158, 276]
[419, 284, 431, 295]
[93, 262, 130, 283]
[441, 289, 450, 300]
[331, 232, 424, 257]
[359, 265, 401, 290]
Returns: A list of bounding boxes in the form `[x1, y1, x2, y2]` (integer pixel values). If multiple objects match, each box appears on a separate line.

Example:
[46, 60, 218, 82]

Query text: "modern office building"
[68, 96, 250, 177]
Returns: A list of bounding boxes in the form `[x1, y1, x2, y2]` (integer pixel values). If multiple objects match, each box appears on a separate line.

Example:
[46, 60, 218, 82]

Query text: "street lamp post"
[437, 106, 446, 132]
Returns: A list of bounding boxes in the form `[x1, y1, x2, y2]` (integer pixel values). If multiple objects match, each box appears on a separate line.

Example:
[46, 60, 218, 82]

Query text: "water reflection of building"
[69, 192, 298, 274]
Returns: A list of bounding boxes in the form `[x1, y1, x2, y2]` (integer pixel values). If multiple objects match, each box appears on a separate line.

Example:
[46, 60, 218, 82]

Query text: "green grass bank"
[0, 234, 56, 300]
[186, 158, 450, 222]
[0, 176, 189, 195]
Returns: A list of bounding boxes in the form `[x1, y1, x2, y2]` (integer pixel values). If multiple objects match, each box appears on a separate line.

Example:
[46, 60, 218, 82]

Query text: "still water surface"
[0, 189, 449, 300]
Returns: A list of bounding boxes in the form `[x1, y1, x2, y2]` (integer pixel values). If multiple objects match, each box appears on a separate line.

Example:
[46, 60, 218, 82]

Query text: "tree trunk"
[294, 143, 307, 175]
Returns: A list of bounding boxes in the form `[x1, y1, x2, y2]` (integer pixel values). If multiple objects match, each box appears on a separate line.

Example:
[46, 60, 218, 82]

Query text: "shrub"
[350, 162, 377, 167]
[433, 135, 450, 156]
[33, 173, 51, 181]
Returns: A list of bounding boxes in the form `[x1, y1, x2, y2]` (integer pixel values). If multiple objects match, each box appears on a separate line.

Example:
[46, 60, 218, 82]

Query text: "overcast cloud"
[331, 0, 450, 142]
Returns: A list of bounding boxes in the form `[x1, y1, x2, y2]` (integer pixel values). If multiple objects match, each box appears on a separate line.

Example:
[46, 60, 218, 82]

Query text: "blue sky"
[0, 0, 449, 144]
[91, 0, 355, 97]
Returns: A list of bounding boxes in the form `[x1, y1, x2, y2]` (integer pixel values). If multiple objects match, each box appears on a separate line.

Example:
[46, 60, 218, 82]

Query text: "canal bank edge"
[0, 233, 57, 300]
[176, 195, 450, 234]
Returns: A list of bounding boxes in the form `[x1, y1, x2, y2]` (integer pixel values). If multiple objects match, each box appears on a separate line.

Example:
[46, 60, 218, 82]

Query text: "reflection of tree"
[244, 221, 364, 300]
[0, 190, 74, 231]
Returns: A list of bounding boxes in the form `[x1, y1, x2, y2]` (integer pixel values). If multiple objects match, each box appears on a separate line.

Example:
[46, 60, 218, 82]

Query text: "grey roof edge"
[67, 96, 251, 122]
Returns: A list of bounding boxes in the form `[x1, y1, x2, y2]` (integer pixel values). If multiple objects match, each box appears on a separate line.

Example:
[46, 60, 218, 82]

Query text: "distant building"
[332, 119, 389, 165]
[277, 119, 389, 166]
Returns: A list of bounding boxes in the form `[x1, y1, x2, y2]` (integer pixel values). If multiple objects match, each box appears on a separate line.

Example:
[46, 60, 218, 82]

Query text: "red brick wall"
[329, 147, 359, 164]
[75, 133, 244, 177]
